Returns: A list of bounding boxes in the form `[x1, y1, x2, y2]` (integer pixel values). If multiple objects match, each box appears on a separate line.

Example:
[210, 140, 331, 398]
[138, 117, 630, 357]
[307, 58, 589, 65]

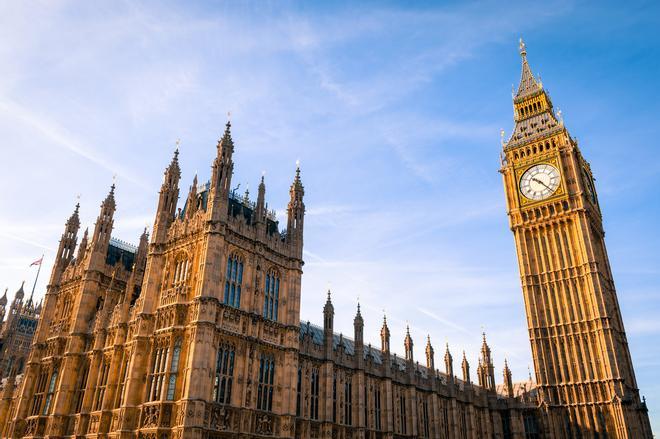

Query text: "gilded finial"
[519, 37, 527, 57]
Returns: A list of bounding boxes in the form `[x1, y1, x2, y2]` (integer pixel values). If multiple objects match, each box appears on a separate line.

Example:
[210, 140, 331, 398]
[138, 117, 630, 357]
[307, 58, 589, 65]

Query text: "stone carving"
[256, 414, 273, 435]
[142, 405, 160, 428]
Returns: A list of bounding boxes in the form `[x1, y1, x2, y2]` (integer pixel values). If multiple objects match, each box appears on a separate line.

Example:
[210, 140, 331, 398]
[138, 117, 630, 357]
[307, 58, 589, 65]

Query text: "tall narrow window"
[73, 362, 89, 414]
[224, 254, 244, 308]
[148, 343, 169, 401]
[115, 356, 129, 407]
[172, 258, 189, 286]
[93, 360, 109, 411]
[422, 398, 430, 437]
[42, 368, 59, 415]
[310, 368, 319, 420]
[263, 269, 280, 320]
[213, 344, 235, 404]
[296, 367, 302, 417]
[167, 338, 182, 400]
[30, 370, 49, 416]
[332, 373, 337, 422]
[257, 354, 275, 411]
[374, 387, 381, 430]
[344, 377, 353, 425]
[399, 394, 407, 434]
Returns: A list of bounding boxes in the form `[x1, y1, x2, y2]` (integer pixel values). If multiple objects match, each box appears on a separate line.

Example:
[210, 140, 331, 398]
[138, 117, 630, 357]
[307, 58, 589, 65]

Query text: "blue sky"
[0, 0, 658, 429]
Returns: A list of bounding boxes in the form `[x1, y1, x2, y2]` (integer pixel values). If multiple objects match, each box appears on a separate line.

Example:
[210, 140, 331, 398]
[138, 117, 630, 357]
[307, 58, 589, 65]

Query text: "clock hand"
[532, 177, 552, 191]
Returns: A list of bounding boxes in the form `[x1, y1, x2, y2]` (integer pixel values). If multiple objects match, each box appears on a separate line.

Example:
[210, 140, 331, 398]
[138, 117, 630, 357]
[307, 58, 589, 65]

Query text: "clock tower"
[500, 40, 653, 438]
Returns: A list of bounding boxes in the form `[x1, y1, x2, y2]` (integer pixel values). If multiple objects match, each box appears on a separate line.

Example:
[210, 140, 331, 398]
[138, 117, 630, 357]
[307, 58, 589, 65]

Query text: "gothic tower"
[501, 39, 653, 438]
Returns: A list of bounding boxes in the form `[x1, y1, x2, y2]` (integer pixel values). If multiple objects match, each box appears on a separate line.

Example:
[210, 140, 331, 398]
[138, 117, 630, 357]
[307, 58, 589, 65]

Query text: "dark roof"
[106, 237, 137, 271]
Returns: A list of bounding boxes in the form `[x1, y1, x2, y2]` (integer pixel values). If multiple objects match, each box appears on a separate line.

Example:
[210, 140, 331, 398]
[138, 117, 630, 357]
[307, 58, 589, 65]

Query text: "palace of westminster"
[0, 42, 653, 439]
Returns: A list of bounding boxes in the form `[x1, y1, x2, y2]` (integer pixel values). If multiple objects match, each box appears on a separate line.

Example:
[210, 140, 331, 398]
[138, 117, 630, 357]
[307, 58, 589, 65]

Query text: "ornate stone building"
[500, 40, 653, 438]
[0, 283, 41, 378]
[0, 40, 651, 439]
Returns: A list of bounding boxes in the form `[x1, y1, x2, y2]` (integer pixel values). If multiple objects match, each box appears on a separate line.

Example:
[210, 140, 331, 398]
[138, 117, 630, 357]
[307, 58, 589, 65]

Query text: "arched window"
[213, 344, 235, 404]
[166, 338, 182, 400]
[42, 368, 59, 415]
[263, 269, 280, 321]
[310, 368, 319, 420]
[224, 254, 244, 308]
[148, 342, 169, 401]
[257, 354, 275, 412]
[172, 256, 190, 286]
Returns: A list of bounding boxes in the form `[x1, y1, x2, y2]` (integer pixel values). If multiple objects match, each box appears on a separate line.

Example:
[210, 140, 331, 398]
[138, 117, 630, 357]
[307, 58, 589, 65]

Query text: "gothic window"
[148, 343, 169, 401]
[374, 386, 382, 430]
[224, 254, 244, 308]
[172, 256, 190, 287]
[257, 354, 275, 412]
[42, 368, 59, 415]
[263, 269, 280, 320]
[73, 362, 89, 414]
[421, 398, 430, 437]
[332, 373, 337, 422]
[344, 377, 353, 425]
[310, 368, 319, 420]
[93, 360, 110, 411]
[213, 344, 235, 404]
[295, 366, 302, 416]
[167, 338, 182, 400]
[115, 356, 129, 407]
[399, 394, 407, 434]
[29, 369, 47, 416]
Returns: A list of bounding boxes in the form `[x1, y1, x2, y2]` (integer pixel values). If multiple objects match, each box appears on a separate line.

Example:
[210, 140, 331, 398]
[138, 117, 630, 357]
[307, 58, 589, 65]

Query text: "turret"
[0, 288, 7, 324]
[354, 303, 364, 366]
[380, 315, 390, 354]
[209, 121, 235, 222]
[254, 174, 266, 226]
[462, 351, 471, 383]
[480, 333, 496, 391]
[503, 359, 514, 398]
[323, 290, 334, 357]
[50, 203, 80, 284]
[77, 228, 89, 262]
[286, 163, 305, 258]
[153, 149, 180, 244]
[444, 343, 453, 380]
[425, 336, 435, 371]
[185, 174, 198, 219]
[404, 326, 413, 363]
[91, 184, 116, 256]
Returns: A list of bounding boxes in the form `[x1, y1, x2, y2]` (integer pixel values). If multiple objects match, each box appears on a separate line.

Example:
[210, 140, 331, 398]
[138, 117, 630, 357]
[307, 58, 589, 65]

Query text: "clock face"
[519, 164, 561, 201]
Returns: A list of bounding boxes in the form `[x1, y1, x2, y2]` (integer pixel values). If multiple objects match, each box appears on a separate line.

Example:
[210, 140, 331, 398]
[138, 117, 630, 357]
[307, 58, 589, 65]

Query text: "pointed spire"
[14, 281, 25, 301]
[404, 325, 413, 362]
[92, 183, 116, 253]
[255, 173, 266, 225]
[425, 336, 435, 370]
[445, 342, 454, 378]
[516, 37, 542, 99]
[381, 314, 390, 353]
[0, 288, 7, 306]
[323, 288, 334, 337]
[503, 358, 514, 398]
[185, 173, 199, 218]
[153, 148, 181, 243]
[209, 119, 235, 222]
[462, 351, 471, 383]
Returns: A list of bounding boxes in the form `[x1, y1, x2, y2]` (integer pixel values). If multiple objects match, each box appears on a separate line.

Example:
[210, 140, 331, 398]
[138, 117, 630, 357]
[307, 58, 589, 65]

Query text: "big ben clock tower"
[501, 40, 653, 438]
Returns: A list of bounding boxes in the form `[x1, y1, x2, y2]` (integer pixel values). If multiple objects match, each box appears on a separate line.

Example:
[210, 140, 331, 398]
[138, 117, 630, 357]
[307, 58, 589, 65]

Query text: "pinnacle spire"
[516, 37, 541, 99]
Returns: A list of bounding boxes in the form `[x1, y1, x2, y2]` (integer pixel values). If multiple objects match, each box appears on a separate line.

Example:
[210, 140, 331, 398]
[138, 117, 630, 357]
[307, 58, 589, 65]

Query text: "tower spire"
[153, 148, 181, 243]
[404, 325, 413, 362]
[91, 183, 116, 255]
[425, 336, 435, 370]
[380, 314, 390, 353]
[286, 162, 305, 257]
[50, 202, 80, 284]
[209, 120, 235, 222]
[516, 37, 541, 99]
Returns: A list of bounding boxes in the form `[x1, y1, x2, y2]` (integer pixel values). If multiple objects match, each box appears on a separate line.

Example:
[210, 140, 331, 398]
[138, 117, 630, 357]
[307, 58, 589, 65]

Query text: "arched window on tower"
[172, 255, 190, 287]
[263, 269, 280, 321]
[224, 254, 244, 308]
[213, 343, 235, 404]
[166, 338, 182, 400]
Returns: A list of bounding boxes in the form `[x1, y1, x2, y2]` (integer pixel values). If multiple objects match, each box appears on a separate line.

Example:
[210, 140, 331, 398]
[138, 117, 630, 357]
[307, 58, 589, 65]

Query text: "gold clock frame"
[515, 157, 565, 208]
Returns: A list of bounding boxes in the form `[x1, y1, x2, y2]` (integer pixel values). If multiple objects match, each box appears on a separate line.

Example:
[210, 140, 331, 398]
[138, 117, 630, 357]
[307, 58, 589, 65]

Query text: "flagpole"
[30, 254, 43, 302]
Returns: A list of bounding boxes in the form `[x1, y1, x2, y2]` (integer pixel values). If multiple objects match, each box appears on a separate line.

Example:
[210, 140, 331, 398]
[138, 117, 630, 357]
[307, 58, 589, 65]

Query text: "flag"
[29, 256, 43, 267]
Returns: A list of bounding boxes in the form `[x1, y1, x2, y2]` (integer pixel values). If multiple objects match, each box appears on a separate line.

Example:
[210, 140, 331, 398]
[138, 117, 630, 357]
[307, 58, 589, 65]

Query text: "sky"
[0, 0, 659, 430]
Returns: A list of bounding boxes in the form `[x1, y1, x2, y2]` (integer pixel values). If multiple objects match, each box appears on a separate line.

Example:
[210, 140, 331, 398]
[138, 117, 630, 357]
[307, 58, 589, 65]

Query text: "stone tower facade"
[0, 283, 41, 378]
[0, 119, 549, 439]
[500, 40, 653, 438]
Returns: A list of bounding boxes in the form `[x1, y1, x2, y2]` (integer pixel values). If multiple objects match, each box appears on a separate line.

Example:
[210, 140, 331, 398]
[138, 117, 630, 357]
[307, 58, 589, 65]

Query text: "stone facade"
[0, 41, 651, 439]
[499, 40, 653, 438]
[0, 283, 41, 379]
